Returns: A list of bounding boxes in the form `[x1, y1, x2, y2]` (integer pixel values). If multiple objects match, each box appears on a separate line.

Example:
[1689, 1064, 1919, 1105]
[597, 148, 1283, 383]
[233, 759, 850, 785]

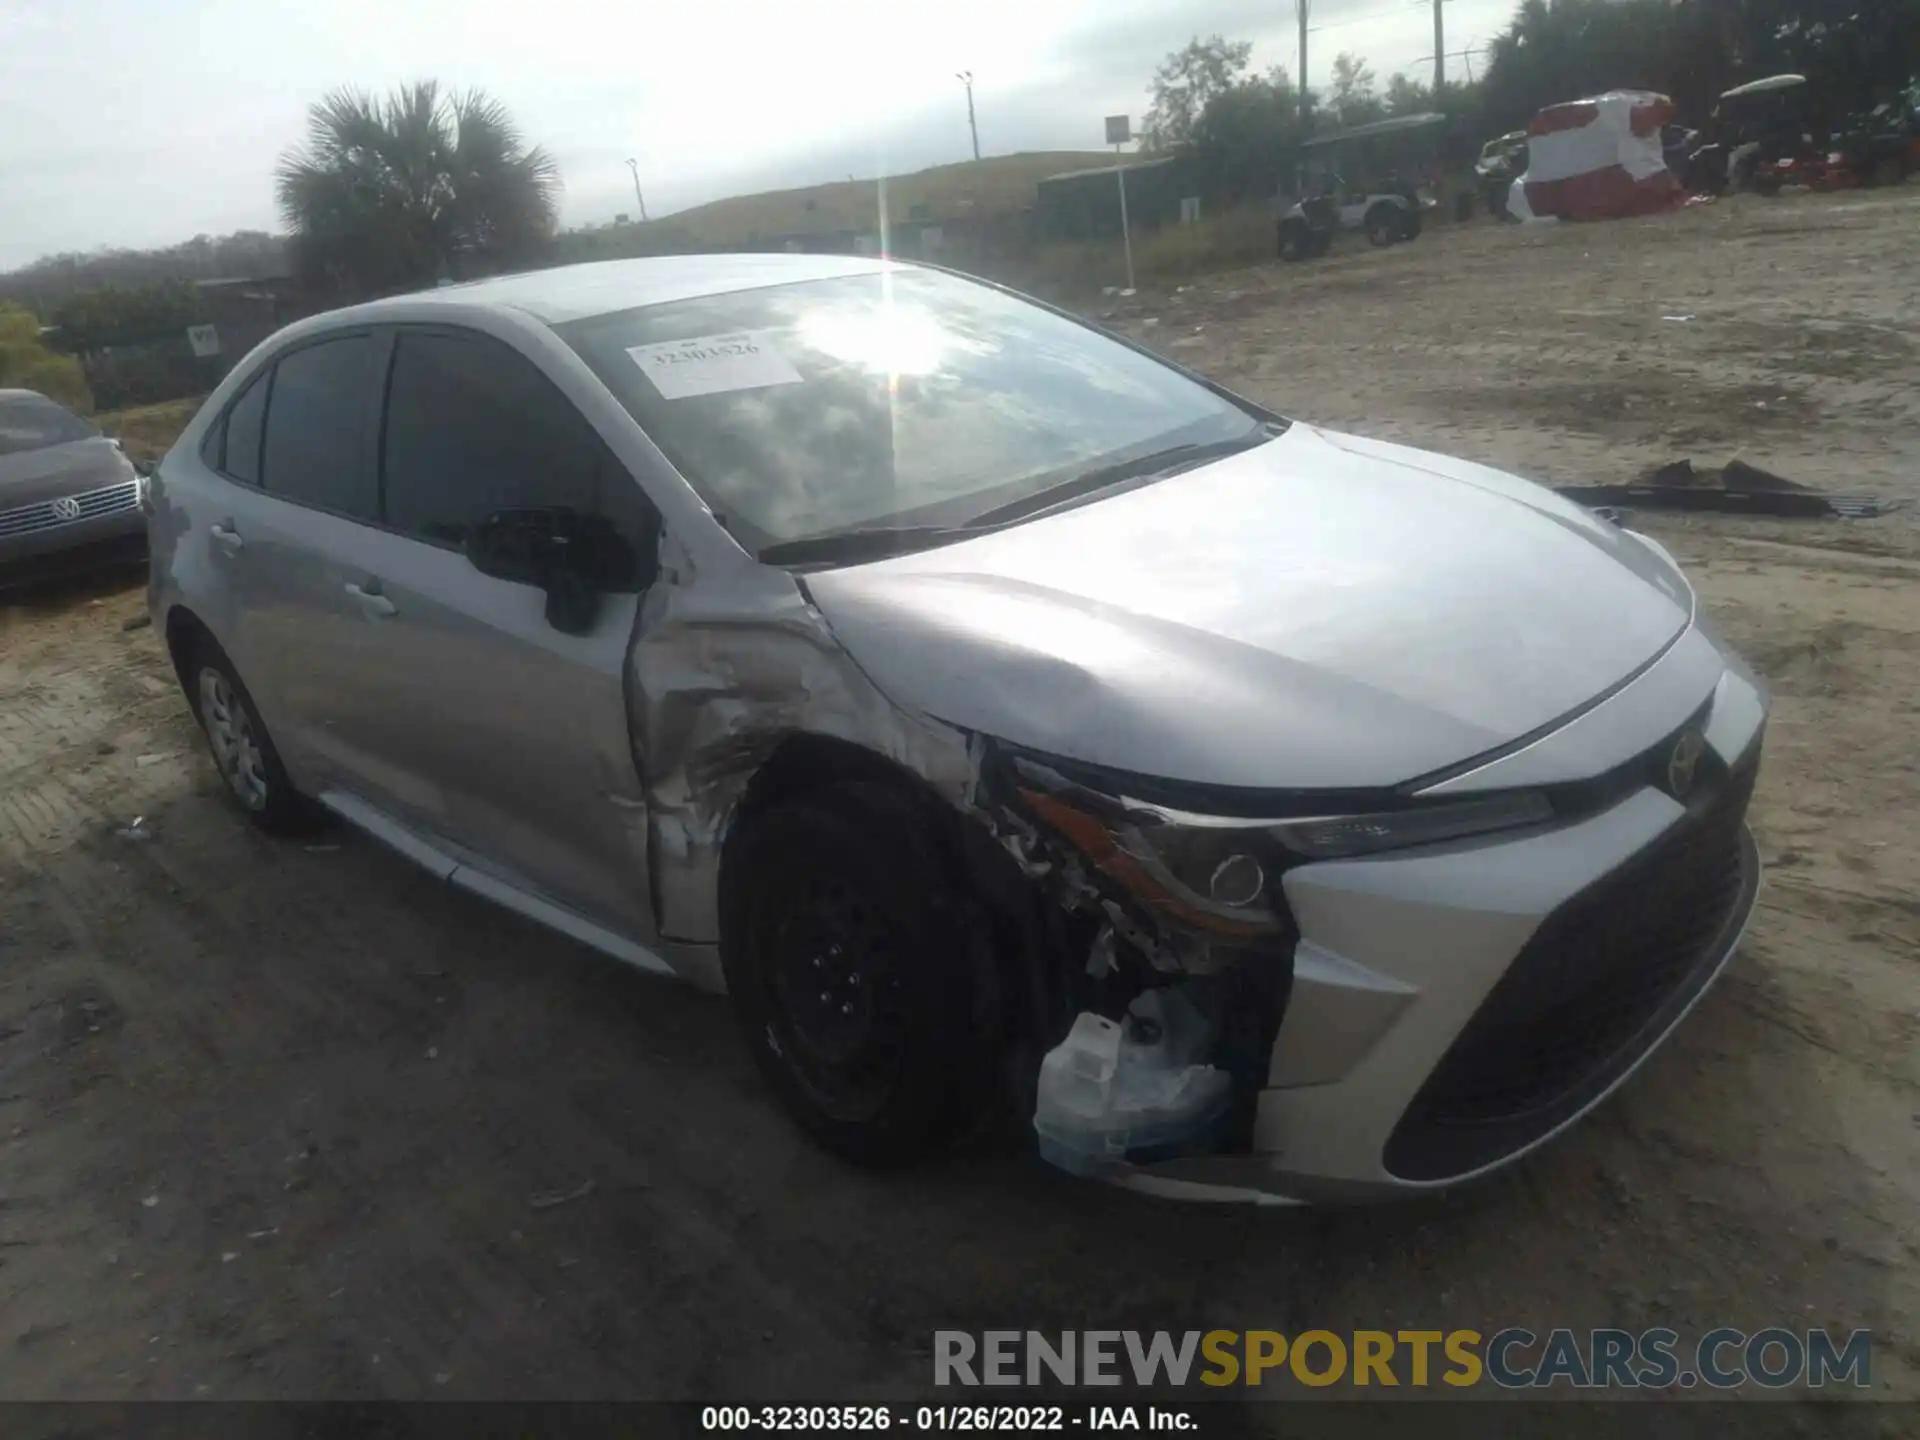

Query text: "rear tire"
[718, 783, 985, 1166]
[1278, 219, 1313, 262]
[186, 640, 326, 836]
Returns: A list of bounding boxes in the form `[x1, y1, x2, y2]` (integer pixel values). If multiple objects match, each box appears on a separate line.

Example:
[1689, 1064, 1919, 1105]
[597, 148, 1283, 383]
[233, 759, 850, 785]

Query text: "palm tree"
[275, 81, 561, 298]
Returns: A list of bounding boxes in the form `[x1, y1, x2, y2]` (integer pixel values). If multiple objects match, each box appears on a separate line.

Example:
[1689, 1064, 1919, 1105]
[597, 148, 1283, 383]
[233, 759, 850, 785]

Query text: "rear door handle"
[209, 522, 244, 554]
[343, 581, 397, 619]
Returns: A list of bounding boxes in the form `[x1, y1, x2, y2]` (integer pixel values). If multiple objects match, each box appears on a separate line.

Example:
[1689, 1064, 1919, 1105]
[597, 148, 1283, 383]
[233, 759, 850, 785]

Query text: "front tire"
[718, 783, 984, 1166]
[188, 641, 325, 836]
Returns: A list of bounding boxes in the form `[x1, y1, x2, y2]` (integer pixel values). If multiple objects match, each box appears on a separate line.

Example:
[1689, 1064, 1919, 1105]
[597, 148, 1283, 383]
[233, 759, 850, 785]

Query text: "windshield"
[558, 267, 1264, 556]
[0, 393, 99, 458]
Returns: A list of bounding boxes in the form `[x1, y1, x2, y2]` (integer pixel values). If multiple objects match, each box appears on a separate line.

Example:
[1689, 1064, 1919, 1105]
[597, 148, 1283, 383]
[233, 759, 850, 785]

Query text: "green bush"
[0, 302, 94, 411]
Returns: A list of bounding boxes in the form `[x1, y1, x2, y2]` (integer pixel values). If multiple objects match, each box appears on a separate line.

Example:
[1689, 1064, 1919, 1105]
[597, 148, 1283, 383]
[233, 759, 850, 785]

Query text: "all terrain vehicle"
[1475, 130, 1527, 218]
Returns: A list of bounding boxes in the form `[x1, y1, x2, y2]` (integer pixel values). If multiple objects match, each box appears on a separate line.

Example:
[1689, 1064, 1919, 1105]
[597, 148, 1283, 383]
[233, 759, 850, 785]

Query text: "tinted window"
[382, 330, 648, 550]
[0, 393, 98, 457]
[558, 268, 1261, 552]
[260, 335, 375, 517]
[219, 372, 269, 483]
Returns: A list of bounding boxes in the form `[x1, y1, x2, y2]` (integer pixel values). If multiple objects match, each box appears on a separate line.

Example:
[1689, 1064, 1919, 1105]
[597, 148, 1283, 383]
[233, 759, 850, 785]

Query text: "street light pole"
[625, 158, 649, 222]
[956, 71, 981, 161]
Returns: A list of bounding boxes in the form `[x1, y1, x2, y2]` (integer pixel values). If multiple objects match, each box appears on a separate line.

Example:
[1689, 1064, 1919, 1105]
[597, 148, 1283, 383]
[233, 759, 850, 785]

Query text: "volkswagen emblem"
[1667, 729, 1707, 799]
[51, 495, 82, 521]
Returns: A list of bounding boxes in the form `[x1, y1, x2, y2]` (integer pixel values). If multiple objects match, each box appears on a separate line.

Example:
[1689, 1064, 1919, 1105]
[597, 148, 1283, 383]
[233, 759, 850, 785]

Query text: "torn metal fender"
[627, 538, 979, 972]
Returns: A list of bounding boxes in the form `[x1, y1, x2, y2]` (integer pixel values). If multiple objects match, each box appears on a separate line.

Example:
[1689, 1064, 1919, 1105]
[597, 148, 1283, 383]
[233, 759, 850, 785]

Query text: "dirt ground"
[1, 189, 1916, 1414]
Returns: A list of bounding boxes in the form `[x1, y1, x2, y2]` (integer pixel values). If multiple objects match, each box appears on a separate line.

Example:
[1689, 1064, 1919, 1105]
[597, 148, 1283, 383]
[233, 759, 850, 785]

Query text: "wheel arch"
[722, 730, 1070, 1090]
[162, 603, 218, 713]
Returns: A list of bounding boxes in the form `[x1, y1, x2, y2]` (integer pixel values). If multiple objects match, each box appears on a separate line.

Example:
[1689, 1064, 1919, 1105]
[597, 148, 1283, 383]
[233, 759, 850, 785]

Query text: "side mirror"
[465, 507, 641, 635]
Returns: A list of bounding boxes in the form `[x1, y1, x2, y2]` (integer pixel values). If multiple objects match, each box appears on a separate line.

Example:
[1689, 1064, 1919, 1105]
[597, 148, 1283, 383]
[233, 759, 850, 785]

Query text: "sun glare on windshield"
[797, 303, 955, 378]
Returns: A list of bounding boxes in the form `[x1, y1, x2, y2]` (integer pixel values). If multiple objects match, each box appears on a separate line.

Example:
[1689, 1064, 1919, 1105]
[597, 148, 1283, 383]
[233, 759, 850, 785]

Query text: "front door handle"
[343, 581, 397, 619]
[208, 522, 244, 554]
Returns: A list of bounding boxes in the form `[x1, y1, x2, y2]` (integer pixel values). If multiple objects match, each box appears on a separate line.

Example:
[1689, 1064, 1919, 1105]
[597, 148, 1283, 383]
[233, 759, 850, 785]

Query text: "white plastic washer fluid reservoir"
[1032, 990, 1233, 1177]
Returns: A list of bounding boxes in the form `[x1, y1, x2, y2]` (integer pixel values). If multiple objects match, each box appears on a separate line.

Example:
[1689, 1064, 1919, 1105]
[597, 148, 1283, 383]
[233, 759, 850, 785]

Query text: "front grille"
[1384, 749, 1760, 1183]
[0, 479, 140, 539]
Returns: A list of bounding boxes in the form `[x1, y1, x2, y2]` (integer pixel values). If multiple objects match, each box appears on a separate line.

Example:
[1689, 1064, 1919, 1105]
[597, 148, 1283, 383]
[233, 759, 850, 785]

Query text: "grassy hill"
[565, 151, 1116, 259]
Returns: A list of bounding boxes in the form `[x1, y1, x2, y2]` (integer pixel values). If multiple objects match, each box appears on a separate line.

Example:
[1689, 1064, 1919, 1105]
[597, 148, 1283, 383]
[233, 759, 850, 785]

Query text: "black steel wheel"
[719, 782, 981, 1165]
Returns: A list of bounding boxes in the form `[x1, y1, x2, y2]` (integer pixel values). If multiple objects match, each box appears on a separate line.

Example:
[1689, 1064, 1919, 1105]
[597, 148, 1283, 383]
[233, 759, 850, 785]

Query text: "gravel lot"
[1, 189, 1916, 1414]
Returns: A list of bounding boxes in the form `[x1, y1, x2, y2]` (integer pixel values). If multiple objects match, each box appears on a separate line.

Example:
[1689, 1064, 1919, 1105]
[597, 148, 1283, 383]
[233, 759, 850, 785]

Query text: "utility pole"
[624, 158, 648, 222]
[1432, 0, 1446, 96]
[1296, 0, 1312, 128]
[956, 71, 981, 161]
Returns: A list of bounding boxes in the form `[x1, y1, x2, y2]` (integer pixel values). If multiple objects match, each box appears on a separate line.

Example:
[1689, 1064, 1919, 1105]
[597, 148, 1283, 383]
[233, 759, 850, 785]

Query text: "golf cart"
[1277, 112, 1444, 261]
[1680, 74, 1811, 194]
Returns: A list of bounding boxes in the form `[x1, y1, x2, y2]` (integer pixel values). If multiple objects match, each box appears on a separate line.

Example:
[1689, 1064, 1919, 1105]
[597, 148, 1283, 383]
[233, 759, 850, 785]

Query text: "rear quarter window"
[203, 371, 270, 483]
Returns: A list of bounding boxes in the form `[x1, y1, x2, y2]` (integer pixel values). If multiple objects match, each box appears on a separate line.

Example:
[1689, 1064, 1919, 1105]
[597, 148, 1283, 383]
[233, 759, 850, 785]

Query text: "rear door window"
[380, 328, 655, 556]
[259, 334, 377, 518]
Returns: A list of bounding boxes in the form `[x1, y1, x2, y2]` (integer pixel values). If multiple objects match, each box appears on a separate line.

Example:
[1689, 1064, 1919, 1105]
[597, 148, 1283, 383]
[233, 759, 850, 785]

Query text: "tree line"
[0, 80, 558, 327]
[1149, 0, 1919, 202]
[5, 0, 1913, 375]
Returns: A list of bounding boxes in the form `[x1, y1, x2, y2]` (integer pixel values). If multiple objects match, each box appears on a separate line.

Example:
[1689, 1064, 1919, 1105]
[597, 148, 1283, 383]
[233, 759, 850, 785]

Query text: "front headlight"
[1017, 787, 1286, 937]
[1013, 760, 1555, 936]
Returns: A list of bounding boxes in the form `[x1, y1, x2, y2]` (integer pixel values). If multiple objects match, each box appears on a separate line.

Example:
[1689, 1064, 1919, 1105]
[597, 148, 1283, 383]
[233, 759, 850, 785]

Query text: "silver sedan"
[146, 255, 1766, 1202]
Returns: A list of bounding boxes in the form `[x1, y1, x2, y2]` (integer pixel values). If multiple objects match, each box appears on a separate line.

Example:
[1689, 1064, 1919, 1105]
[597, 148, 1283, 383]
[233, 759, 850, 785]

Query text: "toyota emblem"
[1667, 729, 1707, 799]
[51, 495, 82, 521]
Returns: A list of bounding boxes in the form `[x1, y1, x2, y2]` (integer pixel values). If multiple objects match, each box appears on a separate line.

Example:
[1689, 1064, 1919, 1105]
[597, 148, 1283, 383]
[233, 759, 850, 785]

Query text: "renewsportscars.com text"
[933, 1328, 1872, 1390]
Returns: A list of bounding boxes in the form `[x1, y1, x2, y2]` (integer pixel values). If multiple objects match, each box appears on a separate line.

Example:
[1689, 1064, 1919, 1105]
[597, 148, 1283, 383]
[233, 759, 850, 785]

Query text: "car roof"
[349, 253, 897, 326]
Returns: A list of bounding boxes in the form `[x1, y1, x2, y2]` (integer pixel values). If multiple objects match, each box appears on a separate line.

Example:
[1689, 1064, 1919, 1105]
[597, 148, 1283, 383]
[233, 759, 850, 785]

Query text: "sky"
[0, 0, 1520, 272]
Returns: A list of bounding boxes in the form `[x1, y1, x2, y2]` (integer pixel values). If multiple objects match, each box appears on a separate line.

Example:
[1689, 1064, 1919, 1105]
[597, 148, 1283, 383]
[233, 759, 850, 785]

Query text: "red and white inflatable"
[1509, 90, 1683, 222]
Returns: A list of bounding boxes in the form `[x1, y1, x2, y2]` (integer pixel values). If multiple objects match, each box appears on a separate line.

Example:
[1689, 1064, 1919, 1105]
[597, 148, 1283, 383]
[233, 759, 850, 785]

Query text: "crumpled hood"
[803, 423, 1694, 792]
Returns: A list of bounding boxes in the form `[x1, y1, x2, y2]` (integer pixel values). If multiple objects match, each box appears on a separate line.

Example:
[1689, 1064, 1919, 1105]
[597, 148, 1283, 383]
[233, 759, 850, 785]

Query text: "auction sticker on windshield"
[627, 330, 804, 399]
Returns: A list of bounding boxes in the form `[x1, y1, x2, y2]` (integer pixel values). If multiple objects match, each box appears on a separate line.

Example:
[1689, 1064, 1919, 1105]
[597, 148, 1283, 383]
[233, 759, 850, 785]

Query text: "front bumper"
[0, 519, 149, 591]
[0, 477, 148, 591]
[1118, 657, 1768, 1204]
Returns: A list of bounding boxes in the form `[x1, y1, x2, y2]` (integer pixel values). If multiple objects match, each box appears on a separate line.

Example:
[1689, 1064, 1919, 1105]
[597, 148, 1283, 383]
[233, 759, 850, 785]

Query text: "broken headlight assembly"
[1009, 755, 1554, 938]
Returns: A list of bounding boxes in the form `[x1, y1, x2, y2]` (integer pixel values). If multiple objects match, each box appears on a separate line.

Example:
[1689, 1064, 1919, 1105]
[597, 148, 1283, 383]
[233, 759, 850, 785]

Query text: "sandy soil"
[0, 189, 1915, 1414]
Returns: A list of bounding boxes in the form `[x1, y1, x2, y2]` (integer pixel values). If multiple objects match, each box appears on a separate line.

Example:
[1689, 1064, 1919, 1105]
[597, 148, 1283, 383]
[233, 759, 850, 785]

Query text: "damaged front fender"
[626, 538, 980, 977]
